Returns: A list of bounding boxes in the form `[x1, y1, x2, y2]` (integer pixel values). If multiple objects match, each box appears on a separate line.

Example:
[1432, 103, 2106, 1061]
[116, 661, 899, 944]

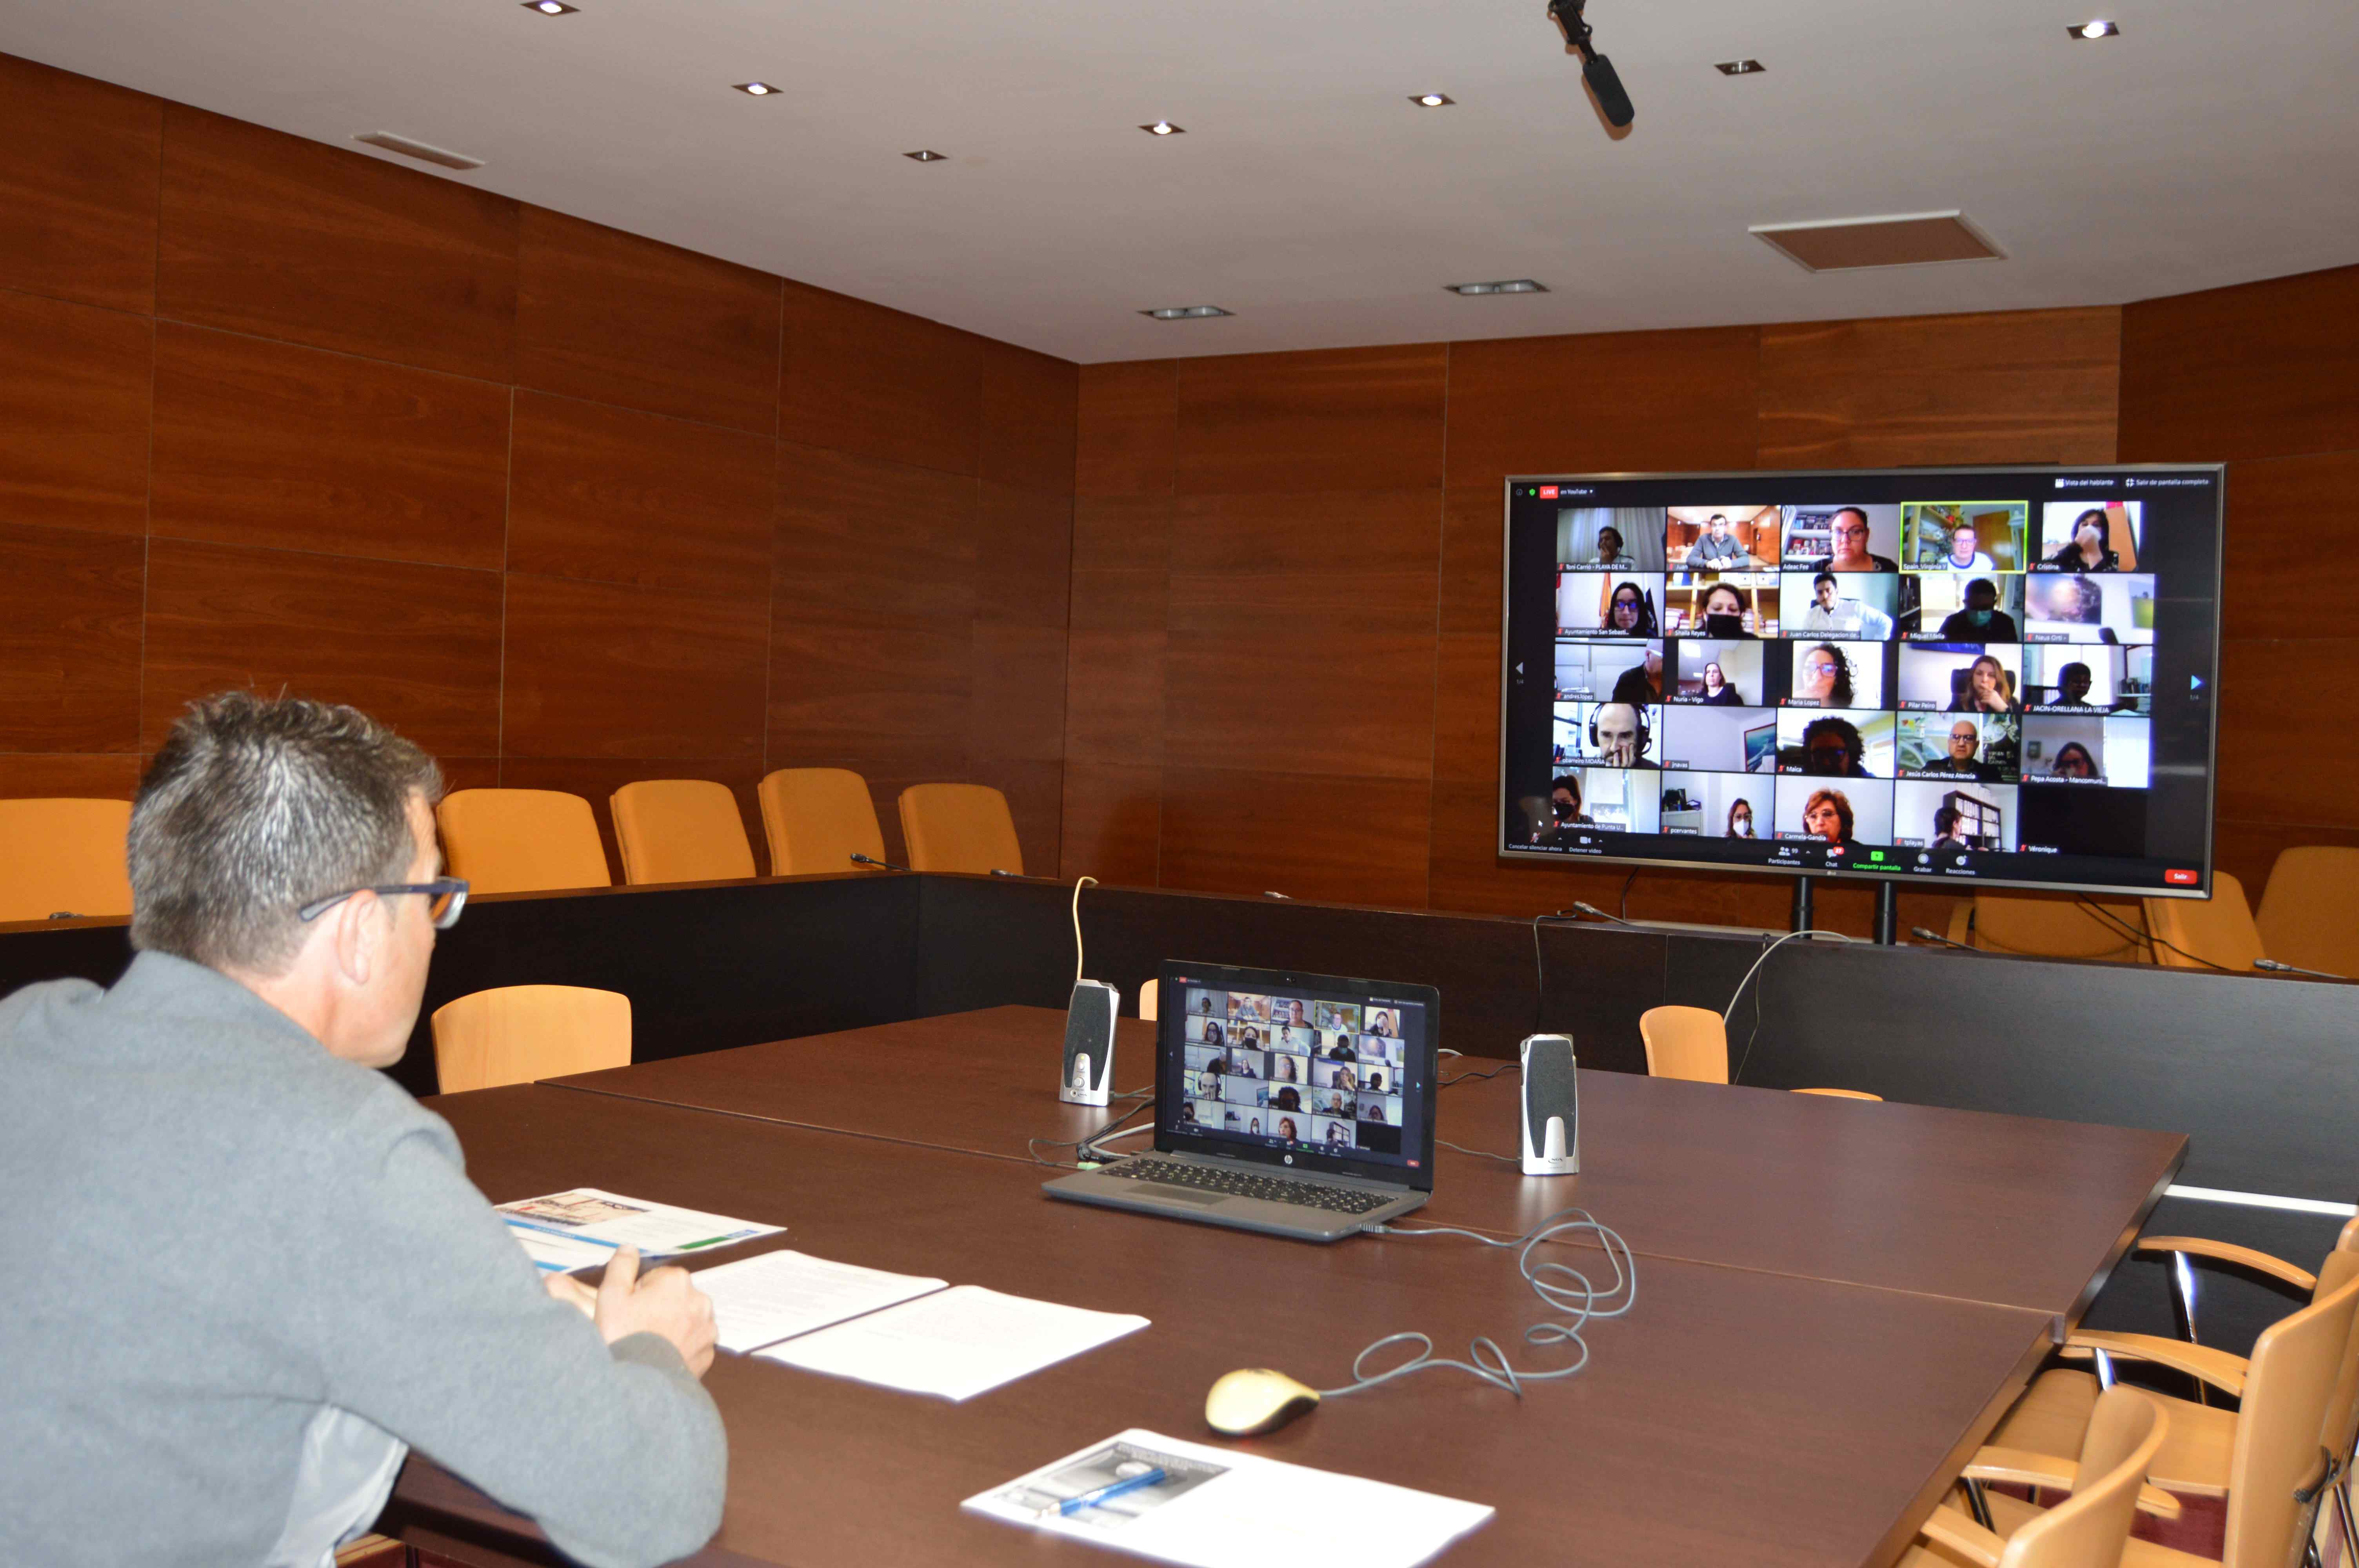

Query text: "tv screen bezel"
[1495, 464, 2226, 900]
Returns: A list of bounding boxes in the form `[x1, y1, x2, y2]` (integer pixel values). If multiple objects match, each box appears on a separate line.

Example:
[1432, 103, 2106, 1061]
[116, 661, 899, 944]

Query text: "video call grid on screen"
[1161, 976, 1430, 1176]
[1501, 468, 2223, 897]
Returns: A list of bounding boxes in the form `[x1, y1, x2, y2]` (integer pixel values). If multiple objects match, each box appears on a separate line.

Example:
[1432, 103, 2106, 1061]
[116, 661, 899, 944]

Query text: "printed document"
[965, 1429, 1492, 1568]
[758, 1284, 1147, 1401]
[496, 1187, 782, 1274]
[689, 1250, 947, 1354]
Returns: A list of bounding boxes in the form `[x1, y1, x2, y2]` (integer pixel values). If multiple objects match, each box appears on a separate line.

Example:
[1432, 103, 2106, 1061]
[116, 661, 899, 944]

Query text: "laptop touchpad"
[1134, 1184, 1226, 1205]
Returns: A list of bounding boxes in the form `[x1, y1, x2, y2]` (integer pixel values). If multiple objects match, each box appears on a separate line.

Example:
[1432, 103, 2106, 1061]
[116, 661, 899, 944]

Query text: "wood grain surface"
[0, 289, 153, 536]
[0, 53, 161, 313]
[0, 520, 144, 753]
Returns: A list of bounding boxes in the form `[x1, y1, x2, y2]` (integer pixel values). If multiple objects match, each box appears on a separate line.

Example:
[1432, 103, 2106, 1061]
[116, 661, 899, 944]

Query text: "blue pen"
[1056, 1466, 1167, 1516]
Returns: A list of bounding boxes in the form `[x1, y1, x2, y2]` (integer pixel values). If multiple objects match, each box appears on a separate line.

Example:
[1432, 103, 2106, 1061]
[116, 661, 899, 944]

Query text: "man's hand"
[594, 1247, 719, 1378]
[545, 1272, 598, 1316]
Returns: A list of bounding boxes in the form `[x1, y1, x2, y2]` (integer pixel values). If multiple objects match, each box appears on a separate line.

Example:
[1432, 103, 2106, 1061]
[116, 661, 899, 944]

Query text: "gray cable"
[1314, 1208, 1637, 1401]
[1723, 928, 1856, 1085]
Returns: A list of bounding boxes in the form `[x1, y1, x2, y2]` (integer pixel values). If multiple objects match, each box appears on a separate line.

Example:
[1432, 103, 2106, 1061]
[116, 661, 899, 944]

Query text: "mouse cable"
[1070, 876, 1097, 989]
[1315, 1207, 1637, 1402]
[1441, 1060, 1521, 1088]
[2075, 896, 2225, 971]
[1027, 1098, 1157, 1170]
[1437, 1138, 1521, 1164]
[1725, 928, 1857, 1086]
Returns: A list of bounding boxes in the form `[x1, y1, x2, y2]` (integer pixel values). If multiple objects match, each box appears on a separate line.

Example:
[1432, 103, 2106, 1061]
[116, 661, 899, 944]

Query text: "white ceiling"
[5, 0, 2355, 363]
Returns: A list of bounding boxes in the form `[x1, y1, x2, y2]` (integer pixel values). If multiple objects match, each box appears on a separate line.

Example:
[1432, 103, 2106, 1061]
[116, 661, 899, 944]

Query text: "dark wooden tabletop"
[394, 1084, 2059, 1568]
[548, 1004, 2185, 1319]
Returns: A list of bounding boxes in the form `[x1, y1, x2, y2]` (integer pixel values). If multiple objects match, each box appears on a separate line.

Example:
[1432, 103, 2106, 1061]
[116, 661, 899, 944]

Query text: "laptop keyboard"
[1106, 1158, 1394, 1214]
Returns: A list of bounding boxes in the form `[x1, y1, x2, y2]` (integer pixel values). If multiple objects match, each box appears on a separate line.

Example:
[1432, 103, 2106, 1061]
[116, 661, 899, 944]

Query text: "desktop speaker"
[1520, 1034, 1579, 1176]
[1061, 980, 1120, 1106]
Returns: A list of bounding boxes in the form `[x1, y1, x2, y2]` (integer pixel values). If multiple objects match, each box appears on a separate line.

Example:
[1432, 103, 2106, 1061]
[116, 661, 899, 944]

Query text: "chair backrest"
[1999, 1385, 2168, 1568]
[0, 798, 133, 923]
[610, 780, 756, 886]
[1140, 978, 1160, 1023]
[2255, 848, 2359, 979]
[2310, 1221, 2359, 1498]
[1638, 1005, 1728, 1084]
[898, 783, 1022, 876]
[756, 768, 885, 877]
[1792, 1087, 1883, 1100]
[431, 985, 631, 1094]
[435, 789, 611, 895]
[1953, 893, 2150, 961]
[2219, 1269, 2359, 1568]
[2145, 870, 2265, 973]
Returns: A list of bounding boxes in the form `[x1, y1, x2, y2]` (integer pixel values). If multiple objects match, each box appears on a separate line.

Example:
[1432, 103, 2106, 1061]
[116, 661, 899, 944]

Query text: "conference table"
[385, 1006, 2186, 1568]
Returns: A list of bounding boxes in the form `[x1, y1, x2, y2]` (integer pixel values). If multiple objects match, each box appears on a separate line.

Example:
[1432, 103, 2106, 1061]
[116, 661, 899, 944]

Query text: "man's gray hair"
[129, 693, 443, 975]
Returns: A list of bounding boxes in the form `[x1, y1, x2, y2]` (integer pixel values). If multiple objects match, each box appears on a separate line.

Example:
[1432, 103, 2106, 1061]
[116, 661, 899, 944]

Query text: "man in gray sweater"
[0, 694, 727, 1568]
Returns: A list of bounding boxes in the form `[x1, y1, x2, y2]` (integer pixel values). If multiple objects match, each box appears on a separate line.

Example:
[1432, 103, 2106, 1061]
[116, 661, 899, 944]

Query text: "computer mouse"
[1205, 1368, 1321, 1436]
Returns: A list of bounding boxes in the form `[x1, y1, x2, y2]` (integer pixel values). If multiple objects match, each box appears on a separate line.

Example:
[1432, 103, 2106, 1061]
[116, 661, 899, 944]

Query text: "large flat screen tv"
[1499, 466, 2224, 897]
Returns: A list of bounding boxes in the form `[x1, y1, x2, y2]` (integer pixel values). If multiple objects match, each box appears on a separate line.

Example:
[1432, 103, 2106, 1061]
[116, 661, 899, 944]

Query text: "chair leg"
[2169, 1251, 2208, 1406]
[1965, 1478, 1995, 1531]
[2335, 1476, 2357, 1568]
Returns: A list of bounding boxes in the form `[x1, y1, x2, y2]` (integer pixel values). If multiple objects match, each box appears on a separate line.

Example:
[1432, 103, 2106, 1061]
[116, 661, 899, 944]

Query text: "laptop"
[1042, 960, 1438, 1243]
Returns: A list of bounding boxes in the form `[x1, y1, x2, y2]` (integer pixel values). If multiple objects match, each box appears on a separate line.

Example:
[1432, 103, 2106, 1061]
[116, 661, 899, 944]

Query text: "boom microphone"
[1910, 926, 1983, 954]
[1581, 53, 1634, 128]
[2255, 958, 2349, 981]
[849, 852, 909, 872]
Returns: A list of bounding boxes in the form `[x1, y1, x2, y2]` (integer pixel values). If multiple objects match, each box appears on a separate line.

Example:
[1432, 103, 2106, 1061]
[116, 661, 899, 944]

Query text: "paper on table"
[758, 1284, 1146, 1401]
[690, 1250, 947, 1354]
[496, 1187, 783, 1273]
[965, 1429, 1492, 1568]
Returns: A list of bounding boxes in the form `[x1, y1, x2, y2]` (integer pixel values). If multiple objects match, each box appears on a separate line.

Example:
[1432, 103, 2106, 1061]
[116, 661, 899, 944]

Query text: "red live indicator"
[2165, 869, 2199, 885]
[1537, 485, 1559, 498]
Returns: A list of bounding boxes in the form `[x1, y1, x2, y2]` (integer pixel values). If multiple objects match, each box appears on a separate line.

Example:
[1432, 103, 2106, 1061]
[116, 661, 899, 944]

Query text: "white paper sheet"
[964, 1429, 1492, 1568]
[496, 1187, 782, 1273]
[689, 1250, 948, 1354]
[758, 1284, 1147, 1400]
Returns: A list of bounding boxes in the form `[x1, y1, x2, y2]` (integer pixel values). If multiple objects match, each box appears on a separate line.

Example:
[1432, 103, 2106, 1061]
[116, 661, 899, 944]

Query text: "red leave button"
[2165, 868, 2199, 885]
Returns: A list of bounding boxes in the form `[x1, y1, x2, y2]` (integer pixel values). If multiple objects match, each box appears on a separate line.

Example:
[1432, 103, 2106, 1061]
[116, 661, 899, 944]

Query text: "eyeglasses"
[297, 877, 470, 930]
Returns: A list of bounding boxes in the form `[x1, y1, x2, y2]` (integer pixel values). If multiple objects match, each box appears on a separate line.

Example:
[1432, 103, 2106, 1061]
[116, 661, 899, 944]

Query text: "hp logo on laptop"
[1283, 1155, 1293, 1165]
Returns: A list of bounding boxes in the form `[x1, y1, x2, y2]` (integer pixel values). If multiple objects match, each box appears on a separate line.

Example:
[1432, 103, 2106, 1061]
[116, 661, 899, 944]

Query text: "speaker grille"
[1524, 1036, 1578, 1149]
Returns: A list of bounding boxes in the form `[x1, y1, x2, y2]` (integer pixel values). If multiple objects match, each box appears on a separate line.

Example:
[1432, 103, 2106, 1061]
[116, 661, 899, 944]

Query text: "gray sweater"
[0, 952, 726, 1568]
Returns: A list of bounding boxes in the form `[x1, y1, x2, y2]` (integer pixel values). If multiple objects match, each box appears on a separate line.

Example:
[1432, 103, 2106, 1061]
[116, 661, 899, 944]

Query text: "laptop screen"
[1156, 961, 1439, 1191]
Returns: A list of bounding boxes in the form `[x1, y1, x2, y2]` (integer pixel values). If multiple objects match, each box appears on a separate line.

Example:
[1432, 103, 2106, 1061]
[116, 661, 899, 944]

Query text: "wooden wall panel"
[1057, 762, 1161, 887]
[1166, 490, 1441, 633]
[0, 290, 153, 536]
[2120, 266, 2359, 464]
[0, 55, 160, 314]
[141, 539, 503, 756]
[1159, 768, 1431, 908]
[976, 481, 1072, 628]
[158, 106, 518, 381]
[969, 623, 1068, 765]
[1443, 327, 1761, 488]
[765, 609, 970, 777]
[979, 340, 1079, 495]
[150, 324, 510, 569]
[772, 441, 977, 622]
[1757, 307, 2121, 470]
[1176, 344, 1447, 495]
[501, 574, 769, 760]
[0, 753, 146, 800]
[507, 392, 774, 593]
[516, 208, 781, 436]
[0, 521, 144, 753]
[779, 281, 982, 476]
[1075, 361, 1176, 497]
[2212, 639, 2359, 824]
[2216, 450, 2359, 643]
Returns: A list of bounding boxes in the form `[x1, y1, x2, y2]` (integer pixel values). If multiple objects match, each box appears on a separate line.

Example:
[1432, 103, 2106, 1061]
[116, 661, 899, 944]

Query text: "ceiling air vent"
[353, 132, 485, 171]
[1750, 211, 2002, 272]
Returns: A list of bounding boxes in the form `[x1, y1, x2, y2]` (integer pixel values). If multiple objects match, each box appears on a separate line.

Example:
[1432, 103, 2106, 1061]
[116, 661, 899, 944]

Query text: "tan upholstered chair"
[2256, 848, 2359, 979]
[1945, 893, 2151, 962]
[898, 783, 1021, 875]
[1638, 1005, 1883, 1101]
[2143, 871, 2264, 973]
[756, 768, 886, 876]
[430, 985, 631, 1094]
[435, 789, 611, 895]
[1981, 1263, 2359, 1568]
[0, 798, 133, 923]
[1899, 1385, 2168, 1568]
[610, 780, 756, 886]
[1139, 979, 1160, 1022]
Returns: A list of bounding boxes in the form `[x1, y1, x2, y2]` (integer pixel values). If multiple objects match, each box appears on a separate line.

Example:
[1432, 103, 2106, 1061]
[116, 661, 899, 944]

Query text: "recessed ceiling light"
[1140, 305, 1230, 320]
[353, 132, 486, 171]
[1410, 93, 1455, 107]
[1444, 279, 1549, 296]
[904, 150, 947, 162]
[734, 81, 778, 96]
[2069, 20, 2119, 38]
[522, 1, 576, 14]
[1140, 121, 1185, 136]
[1714, 59, 1765, 75]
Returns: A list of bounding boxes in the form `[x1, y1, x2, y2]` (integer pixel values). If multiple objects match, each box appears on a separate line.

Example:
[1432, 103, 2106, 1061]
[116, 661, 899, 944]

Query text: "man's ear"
[331, 889, 384, 987]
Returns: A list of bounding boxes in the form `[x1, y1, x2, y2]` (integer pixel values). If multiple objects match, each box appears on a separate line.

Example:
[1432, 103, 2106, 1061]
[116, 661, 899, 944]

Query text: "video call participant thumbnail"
[1524, 768, 1659, 837]
[1657, 771, 1768, 839]
[1669, 638, 1763, 705]
[2037, 501, 2139, 573]
[1557, 572, 1663, 638]
[1665, 575, 1777, 638]
[1552, 702, 1659, 769]
[2023, 645, 2146, 712]
[1787, 641, 1886, 710]
[1559, 508, 1666, 572]
[1659, 704, 1777, 775]
[1775, 782, 1896, 853]
[2017, 784, 2150, 859]
[2023, 573, 2157, 645]
[1783, 571, 1899, 639]
[1894, 643, 2021, 713]
[1892, 779, 2018, 867]
[1553, 640, 1656, 702]
[1906, 573, 2025, 642]
[1788, 504, 1901, 573]
[1903, 502, 2027, 573]
[1776, 710, 1897, 779]
[1895, 711, 2019, 782]
[1667, 505, 1777, 570]
[2022, 714, 2151, 788]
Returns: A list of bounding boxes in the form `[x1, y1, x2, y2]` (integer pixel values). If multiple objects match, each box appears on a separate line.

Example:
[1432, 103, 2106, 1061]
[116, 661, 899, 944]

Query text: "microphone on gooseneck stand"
[849, 853, 910, 872]
[1568, 902, 1638, 927]
[2256, 958, 2350, 981]
[1910, 926, 1984, 954]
